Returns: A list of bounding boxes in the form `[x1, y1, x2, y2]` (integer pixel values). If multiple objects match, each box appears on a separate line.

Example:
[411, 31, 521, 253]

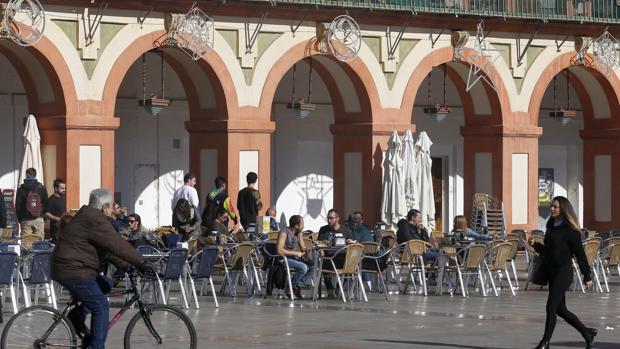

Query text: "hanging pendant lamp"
[548, 69, 576, 125]
[139, 50, 171, 116]
[286, 57, 316, 119]
[423, 64, 450, 122]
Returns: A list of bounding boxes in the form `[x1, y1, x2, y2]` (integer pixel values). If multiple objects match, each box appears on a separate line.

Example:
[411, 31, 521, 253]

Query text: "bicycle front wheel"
[1, 305, 78, 349]
[124, 304, 197, 349]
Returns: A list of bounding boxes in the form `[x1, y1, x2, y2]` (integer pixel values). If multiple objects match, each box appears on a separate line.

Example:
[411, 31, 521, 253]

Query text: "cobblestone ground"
[2, 265, 619, 349]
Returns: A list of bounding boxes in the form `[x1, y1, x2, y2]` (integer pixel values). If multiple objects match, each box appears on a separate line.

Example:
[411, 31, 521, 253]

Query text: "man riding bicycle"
[52, 188, 152, 349]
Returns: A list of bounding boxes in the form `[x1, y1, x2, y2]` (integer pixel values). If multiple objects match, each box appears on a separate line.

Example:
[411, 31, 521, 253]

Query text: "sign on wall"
[538, 168, 554, 221]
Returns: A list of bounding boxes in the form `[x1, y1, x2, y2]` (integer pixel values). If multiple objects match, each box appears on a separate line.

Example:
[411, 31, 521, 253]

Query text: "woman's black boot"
[534, 339, 550, 349]
[583, 327, 597, 349]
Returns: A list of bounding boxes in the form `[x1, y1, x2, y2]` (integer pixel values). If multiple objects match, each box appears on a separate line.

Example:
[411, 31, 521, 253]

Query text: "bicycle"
[1, 270, 197, 348]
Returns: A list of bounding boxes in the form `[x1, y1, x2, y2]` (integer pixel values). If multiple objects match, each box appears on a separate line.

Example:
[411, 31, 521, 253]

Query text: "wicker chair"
[399, 240, 435, 296]
[524, 235, 544, 290]
[484, 242, 515, 296]
[321, 243, 366, 302]
[443, 244, 488, 297]
[574, 239, 606, 293]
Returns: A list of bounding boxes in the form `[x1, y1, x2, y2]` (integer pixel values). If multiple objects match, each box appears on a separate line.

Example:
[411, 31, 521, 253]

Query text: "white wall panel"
[239, 150, 259, 191]
[79, 146, 101, 206]
[512, 153, 529, 224]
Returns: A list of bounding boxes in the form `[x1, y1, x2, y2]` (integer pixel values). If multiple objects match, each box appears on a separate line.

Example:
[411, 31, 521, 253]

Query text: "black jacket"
[15, 179, 48, 221]
[533, 219, 591, 282]
[52, 205, 143, 281]
[396, 218, 429, 244]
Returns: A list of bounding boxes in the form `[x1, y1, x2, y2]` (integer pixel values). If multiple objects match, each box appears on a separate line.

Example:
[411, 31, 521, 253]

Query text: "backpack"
[202, 191, 225, 226]
[26, 187, 43, 218]
[270, 262, 287, 290]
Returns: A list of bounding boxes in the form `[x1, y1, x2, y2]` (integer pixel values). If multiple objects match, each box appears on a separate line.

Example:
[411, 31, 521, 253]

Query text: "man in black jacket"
[396, 209, 437, 261]
[52, 188, 150, 349]
[15, 168, 48, 241]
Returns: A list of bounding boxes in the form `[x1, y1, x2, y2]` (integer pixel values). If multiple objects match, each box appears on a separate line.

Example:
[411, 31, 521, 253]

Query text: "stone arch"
[258, 40, 381, 123]
[402, 46, 509, 125]
[0, 34, 77, 117]
[101, 30, 238, 119]
[527, 53, 620, 128]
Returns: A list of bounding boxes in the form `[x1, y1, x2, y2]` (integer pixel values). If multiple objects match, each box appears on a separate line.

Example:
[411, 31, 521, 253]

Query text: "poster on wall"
[538, 168, 554, 221]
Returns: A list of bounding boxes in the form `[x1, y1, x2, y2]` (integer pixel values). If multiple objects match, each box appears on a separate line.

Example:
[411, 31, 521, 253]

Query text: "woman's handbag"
[531, 255, 548, 286]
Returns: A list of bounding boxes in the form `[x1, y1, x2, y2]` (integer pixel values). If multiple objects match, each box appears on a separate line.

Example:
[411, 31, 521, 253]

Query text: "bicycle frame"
[38, 272, 163, 347]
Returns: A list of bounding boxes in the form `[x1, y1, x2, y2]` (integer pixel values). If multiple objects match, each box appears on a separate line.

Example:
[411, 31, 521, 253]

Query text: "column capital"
[329, 122, 415, 136]
[184, 119, 275, 134]
[460, 125, 542, 138]
[36, 115, 120, 131]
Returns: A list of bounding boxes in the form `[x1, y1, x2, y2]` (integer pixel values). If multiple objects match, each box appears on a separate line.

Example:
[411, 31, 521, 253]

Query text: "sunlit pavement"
[3, 276, 619, 348]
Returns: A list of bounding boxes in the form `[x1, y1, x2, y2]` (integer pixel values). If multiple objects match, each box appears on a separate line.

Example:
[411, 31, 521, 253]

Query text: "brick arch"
[402, 46, 507, 125]
[101, 30, 238, 119]
[0, 35, 76, 117]
[258, 40, 380, 123]
[527, 53, 620, 129]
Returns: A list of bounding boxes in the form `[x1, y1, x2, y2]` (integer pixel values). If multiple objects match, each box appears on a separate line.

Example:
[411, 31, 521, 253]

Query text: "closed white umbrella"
[380, 131, 407, 228]
[401, 129, 417, 211]
[19, 114, 44, 185]
[415, 131, 435, 231]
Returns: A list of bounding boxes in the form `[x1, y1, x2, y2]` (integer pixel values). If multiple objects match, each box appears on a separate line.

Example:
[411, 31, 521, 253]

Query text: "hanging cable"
[141, 53, 147, 102]
[427, 68, 432, 105]
[552, 75, 557, 113]
[442, 64, 447, 107]
[160, 50, 166, 99]
[566, 69, 570, 111]
[307, 57, 313, 104]
[290, 62, 297, 105]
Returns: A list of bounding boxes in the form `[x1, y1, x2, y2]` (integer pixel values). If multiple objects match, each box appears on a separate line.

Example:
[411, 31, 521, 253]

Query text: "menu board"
[2, 189, 18, 237]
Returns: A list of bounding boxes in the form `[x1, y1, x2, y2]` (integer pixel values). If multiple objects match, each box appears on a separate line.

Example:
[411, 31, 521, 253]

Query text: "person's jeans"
[285, 258, 314, 287]
[58, 278, 109, 349]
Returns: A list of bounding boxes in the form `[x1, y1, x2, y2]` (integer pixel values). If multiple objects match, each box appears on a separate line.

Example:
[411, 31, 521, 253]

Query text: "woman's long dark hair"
[128, 213, 142, 231]
[546, 196, 580, 232]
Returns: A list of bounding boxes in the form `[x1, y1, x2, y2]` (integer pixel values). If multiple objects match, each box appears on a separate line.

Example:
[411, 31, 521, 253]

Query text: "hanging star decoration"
[592, 28, 620, 77]
[463, 20, 499, 92]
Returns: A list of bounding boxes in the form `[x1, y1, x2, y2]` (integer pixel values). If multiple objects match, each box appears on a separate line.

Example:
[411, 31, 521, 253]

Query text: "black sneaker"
[293, 286, 304, 300]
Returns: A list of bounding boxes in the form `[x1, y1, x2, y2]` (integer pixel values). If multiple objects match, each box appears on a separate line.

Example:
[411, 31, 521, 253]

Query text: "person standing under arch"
[237, 172, 263, 231]
[528, 196, 597, 349]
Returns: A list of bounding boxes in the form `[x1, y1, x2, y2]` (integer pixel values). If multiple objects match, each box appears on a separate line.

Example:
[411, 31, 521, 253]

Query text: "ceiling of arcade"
[19, 4, 620, 124]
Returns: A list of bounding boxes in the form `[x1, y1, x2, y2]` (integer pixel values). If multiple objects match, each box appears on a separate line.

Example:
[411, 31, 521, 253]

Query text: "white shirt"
[171, 185, 199, 209]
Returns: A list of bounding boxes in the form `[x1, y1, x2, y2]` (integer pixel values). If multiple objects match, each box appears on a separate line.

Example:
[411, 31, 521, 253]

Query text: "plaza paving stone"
[3, 277, 618, 349]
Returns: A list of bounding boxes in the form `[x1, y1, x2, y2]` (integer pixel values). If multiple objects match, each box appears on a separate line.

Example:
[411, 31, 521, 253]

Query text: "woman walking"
[528, 196, 597, 349]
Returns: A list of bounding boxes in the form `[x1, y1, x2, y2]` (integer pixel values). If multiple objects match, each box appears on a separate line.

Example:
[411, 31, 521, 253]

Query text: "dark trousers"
[59, 278, 109, 349]
[543, 269, 587, 340]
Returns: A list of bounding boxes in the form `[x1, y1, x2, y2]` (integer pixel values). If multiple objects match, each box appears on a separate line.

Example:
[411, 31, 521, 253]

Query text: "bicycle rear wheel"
[1, 305, 78, 349]
[124, 304, 197, 349]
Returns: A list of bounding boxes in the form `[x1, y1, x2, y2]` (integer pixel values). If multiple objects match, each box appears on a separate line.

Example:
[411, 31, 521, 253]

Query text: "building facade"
[1, 0, 619, 232]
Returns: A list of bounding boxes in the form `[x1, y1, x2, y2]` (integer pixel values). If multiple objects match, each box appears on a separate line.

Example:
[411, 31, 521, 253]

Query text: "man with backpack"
[201, 176, 238, 231]
[15, 168, 48, 240]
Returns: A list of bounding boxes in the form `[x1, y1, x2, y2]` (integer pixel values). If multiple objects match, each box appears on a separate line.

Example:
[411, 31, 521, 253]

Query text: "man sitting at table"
[201, 207, 242, 246]
[277, 215, 314, 299]
[318, 208, 356, 297]
[396, 209, 437, 261]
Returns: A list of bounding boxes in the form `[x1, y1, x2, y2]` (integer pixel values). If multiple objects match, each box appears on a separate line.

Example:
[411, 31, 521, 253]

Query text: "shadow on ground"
[365, 339, 513, 349]
[553, 341, 619, 349]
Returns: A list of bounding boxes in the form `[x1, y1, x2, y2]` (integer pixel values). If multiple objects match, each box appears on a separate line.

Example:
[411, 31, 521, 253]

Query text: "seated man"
[396, 209, 437, 261]
[347, 212, 374, 243]
[276, 215, 314, 299]
[318, 208, 356, 296]
[200, 207, 241, 246]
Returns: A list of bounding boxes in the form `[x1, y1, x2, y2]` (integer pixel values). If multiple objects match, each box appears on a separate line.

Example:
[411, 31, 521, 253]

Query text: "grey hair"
[88, 188, 114, 210]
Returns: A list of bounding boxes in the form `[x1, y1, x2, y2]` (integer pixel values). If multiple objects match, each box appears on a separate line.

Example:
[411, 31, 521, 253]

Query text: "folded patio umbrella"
[401, 129, 418, 211]
[414, 131, 435, 231]
[19, 114, 44, 185]
[380, 131, 407, 228]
